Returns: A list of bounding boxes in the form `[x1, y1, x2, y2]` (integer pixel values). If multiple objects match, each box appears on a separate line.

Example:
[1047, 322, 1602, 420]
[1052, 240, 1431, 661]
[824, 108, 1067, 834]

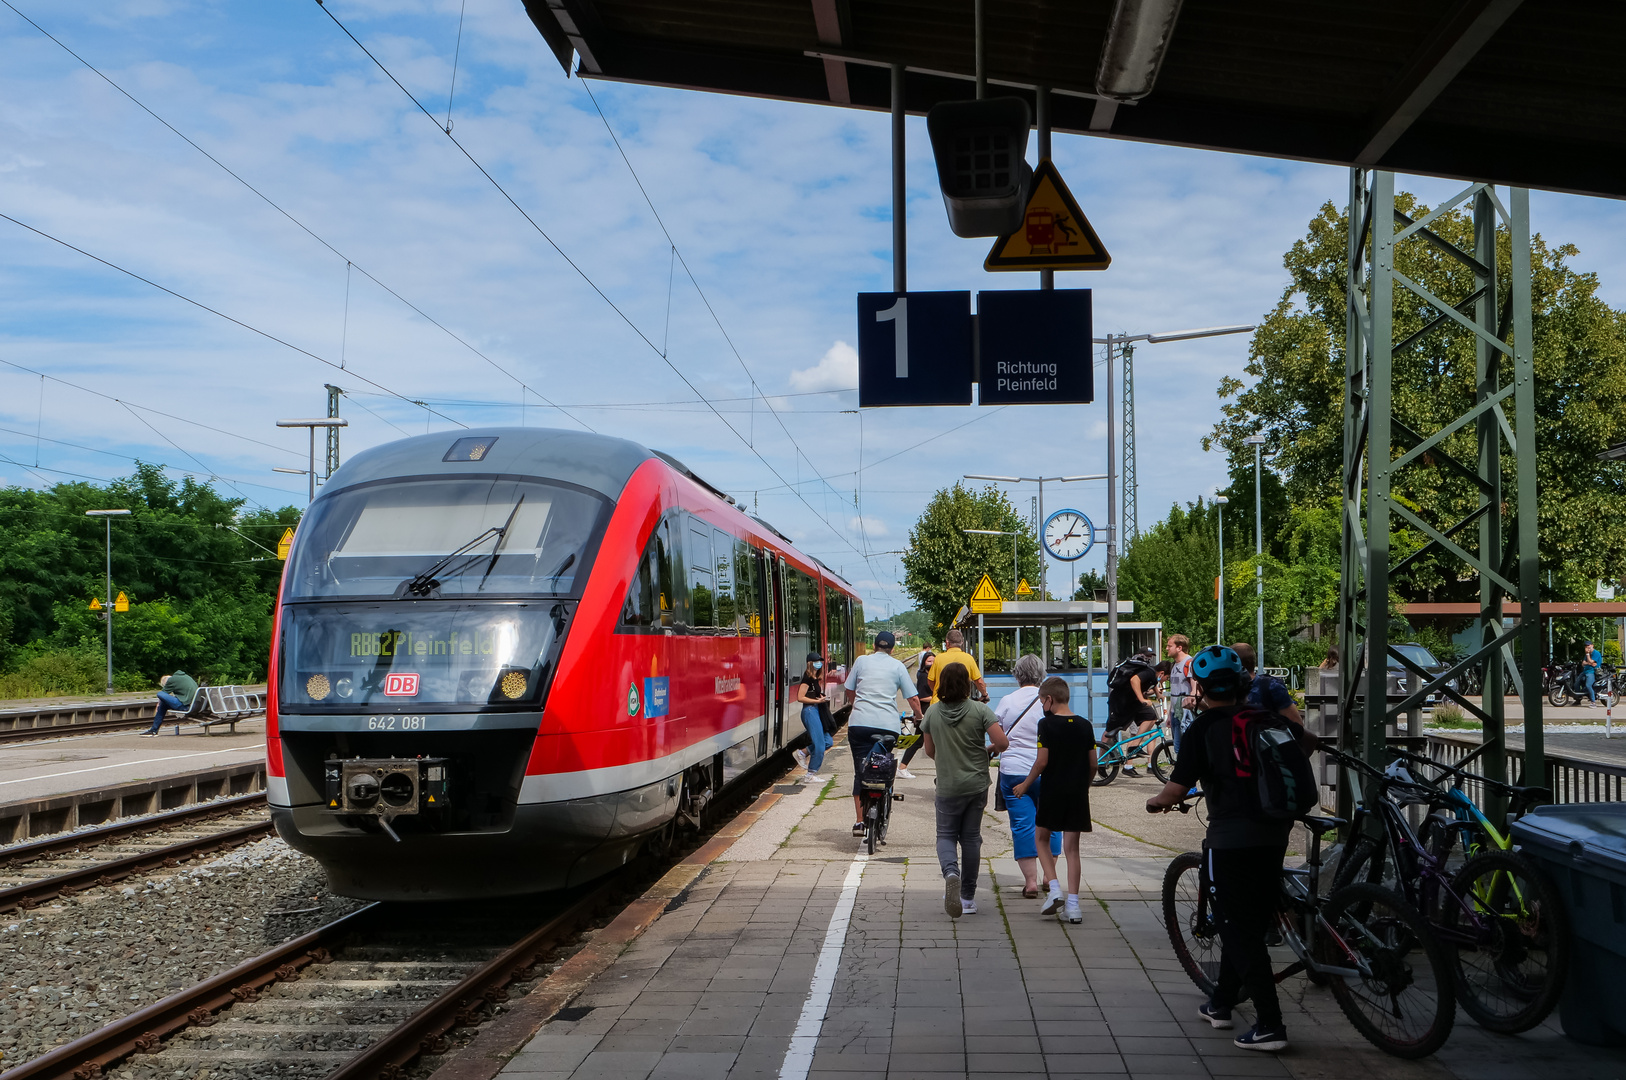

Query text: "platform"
[0, 719, 265, 805]
[492, 735, 1622, 1080]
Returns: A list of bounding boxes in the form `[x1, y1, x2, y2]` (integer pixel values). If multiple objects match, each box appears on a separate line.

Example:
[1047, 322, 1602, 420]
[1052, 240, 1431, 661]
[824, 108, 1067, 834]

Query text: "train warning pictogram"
[984, 160, 1111, 271]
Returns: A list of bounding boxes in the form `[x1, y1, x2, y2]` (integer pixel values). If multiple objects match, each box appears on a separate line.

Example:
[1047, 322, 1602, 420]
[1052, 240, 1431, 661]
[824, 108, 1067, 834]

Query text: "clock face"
[1043, 510, 1093, 561]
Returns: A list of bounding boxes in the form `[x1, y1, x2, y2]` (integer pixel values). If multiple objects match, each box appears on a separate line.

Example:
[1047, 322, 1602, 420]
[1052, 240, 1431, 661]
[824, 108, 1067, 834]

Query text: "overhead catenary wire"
[311, 0, 895, 603]
[0, 0, 592, 433]
[0, 426, 305, 495]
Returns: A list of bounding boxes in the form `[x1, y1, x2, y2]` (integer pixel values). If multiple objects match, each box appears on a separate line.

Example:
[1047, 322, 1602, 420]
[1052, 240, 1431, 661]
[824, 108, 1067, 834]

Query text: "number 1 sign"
[856, 292, 972, 406]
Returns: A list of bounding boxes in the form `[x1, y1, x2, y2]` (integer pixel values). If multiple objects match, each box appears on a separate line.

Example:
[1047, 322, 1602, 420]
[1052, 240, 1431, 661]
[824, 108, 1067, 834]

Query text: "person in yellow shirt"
[929, 629, 987, 701]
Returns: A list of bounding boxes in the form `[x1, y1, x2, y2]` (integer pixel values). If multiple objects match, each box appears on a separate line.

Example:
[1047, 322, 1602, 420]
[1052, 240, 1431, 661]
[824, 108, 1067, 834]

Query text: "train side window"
[712, 527, 736, 636]
[687, 523, 715, 630]
[619, 516, 675, 632]
[825, 585, 848, 670]
[733, 539, 759, 635]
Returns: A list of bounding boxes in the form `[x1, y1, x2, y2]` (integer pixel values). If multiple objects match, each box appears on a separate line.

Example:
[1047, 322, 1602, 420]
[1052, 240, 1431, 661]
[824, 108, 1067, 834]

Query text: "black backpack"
[1108, 657, 1153, 691]
[1226, 707, 1319, 820]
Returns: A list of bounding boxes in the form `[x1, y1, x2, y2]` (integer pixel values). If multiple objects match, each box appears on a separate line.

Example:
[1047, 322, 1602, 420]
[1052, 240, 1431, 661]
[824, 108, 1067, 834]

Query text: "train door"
[768, 554, 788, 748]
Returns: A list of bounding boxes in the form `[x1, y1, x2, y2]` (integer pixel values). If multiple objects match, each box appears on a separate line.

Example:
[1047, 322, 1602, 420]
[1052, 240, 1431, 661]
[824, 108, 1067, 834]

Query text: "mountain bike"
[1093, 722, 1174, 786]
[1326, 746, 1567, 1034]
[1161, 795, 1456, 1058]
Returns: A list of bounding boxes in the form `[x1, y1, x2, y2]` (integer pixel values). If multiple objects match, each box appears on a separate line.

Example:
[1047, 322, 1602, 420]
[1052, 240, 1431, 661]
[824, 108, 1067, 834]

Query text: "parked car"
[1389, 642, 1457, 703]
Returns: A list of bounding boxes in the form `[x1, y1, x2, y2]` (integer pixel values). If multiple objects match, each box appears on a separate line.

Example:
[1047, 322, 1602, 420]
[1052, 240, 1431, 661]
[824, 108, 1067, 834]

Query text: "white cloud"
[848, 516, 887, 538]
[789, 341, 857, 393]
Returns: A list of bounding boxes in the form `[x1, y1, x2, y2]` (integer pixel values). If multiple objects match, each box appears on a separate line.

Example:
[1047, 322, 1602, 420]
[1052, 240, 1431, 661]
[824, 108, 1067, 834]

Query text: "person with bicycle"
[1145, 645, 1293, 1053]
[1106, 649, 1158, 777]
[842, 630, 922, 837]
[920, 661, 1008, 918]
[1165, 634, 1196, 753]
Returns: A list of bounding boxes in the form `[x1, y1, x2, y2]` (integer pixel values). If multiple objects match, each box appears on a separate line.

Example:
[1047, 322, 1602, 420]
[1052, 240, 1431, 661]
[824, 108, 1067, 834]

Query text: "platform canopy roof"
[521, 0, 1624, 200]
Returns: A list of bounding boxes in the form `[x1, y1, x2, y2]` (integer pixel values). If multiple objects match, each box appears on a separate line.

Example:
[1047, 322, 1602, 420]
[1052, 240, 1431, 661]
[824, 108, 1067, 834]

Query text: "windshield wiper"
[403, 496, 525, 597]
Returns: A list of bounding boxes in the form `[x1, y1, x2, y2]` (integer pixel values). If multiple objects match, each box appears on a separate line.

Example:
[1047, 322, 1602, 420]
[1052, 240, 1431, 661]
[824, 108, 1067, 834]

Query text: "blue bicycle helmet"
[1190, 645, 1246, 696]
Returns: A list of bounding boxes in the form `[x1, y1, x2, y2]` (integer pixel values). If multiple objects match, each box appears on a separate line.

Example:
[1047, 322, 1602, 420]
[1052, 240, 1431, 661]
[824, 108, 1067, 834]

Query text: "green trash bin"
[1512, 802, 1626, 1046]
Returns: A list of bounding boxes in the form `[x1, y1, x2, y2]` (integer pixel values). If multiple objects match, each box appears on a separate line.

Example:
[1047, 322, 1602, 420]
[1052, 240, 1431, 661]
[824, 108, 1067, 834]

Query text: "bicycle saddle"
[1299, 814, 1347, 833]
[871, 734, 898, 750]
[1508, 785, 1551, 804]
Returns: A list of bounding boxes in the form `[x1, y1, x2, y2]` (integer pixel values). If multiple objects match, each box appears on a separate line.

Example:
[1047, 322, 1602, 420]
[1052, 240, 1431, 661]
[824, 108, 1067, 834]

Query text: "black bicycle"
[1326, 746, 1568, 1034]
[1162, 795, 1456, 1059]
[857, 734, 902, 855]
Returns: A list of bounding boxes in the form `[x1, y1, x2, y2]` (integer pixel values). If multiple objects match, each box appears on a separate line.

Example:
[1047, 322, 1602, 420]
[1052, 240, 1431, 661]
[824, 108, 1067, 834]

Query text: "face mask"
[813, 662, 823, 670]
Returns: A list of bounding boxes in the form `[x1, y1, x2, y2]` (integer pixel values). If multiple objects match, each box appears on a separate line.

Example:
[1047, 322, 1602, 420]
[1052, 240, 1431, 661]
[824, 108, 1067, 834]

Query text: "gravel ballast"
[0, 836, 363, 1072]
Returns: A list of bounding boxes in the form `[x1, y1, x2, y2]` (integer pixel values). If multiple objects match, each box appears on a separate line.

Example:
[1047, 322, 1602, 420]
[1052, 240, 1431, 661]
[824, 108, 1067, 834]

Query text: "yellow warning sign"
[984, 160, 1111, 271]
[276, 527, 295, 560]
[1017, 578, 1034, 596]
[969, 573, 1004, 614]
[114, 592, 129, 613]
[89, 597, 102, 611]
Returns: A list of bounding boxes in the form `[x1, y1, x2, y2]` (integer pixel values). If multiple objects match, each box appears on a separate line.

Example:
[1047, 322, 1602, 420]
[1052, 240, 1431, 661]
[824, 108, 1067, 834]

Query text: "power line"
[0, 212, 469, 430]
[312, 1, 892, 602]
[0, 424, 304, 496]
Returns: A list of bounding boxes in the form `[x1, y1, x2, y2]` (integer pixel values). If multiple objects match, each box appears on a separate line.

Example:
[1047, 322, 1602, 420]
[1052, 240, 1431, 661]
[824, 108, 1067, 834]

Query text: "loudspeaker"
[925, 97, 1033, 238]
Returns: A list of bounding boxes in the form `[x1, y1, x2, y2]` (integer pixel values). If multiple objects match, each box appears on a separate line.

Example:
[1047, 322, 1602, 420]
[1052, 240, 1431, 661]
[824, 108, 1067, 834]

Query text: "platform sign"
[984, 160, 1111, 271]
[276, 527, 294, 560]
[114, 591, 129, 613]
[977, 290, 1093, 405]
[969, 573, 1003, 614]
[857, 291, 973, 407]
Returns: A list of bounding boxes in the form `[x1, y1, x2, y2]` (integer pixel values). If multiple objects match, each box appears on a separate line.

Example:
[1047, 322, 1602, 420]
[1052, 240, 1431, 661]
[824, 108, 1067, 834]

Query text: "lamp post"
[276, 418, 349, 503]
[1095, 324, 1254, 671]
[1216, 495, 1229, 644]
[85, 509, 131, 694]
[1245, 433, 1266, 668]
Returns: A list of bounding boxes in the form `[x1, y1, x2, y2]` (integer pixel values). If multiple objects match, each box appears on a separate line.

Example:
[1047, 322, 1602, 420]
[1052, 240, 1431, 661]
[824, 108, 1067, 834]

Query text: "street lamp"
[85, 509, 131, 694]
[276, 418, 349, 503]
[1215, 495, 1229, 644]
[1244, 432, 1266, 668]
[963, 526, 1019, 668]
[1094, 324, 1254, 670]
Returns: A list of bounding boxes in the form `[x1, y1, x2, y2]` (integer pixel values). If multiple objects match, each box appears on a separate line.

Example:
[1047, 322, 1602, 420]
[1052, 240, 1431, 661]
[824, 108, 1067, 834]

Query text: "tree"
[1207, 193, 1626, 602]
[902, 484, 1040, 635]
[1117, 497, 1234, 646]
[1070, 569, 1106, 600]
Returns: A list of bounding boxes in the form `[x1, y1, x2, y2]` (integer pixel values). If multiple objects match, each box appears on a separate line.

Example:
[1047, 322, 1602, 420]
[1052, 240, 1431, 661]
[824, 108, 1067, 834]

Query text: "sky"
[4, 1, 1626, 619]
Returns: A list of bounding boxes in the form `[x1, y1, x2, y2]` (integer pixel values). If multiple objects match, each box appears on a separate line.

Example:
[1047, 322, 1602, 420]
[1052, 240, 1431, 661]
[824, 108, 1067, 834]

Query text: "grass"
[811, 776, 838, 806]
[1429, 701, 1480, 729]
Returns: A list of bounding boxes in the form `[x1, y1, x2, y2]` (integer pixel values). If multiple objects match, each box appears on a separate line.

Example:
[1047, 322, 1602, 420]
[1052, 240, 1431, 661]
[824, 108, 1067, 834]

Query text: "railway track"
[1, 752, 794, 1080]
[0, 794, 271, 914]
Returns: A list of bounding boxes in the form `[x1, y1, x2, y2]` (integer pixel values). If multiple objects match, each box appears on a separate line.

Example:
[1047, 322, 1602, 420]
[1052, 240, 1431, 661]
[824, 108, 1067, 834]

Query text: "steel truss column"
[1122, 343, 1137, 543]
[1339, 169, 1541, 818]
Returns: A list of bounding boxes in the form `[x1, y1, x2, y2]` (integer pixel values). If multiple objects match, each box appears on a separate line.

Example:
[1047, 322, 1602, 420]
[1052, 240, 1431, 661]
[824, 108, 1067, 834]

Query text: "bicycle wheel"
[865, 803, 878, 856]
[1161, 852, 1220, 996]
[1148, 741, 1176, 784]
[1331, 837, 1388, 892]
[1093, 751, 1121, 786]
[1445, 850, 1568, 1033]
[1320, 883, 1455, 1059]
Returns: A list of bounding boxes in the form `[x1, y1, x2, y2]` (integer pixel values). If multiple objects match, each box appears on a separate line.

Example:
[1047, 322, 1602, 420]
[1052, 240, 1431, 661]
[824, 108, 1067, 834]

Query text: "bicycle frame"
[1097, 722, 1166, 767]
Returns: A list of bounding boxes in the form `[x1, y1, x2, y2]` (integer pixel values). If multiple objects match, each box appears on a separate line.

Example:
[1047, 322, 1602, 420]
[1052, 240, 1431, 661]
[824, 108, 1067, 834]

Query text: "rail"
[1425, 732, 1626, 805]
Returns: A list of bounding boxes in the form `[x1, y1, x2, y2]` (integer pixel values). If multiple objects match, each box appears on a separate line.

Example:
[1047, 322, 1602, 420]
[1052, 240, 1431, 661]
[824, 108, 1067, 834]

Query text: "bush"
[1429, 701, 1476, 729]
[0, 646, 151, 699]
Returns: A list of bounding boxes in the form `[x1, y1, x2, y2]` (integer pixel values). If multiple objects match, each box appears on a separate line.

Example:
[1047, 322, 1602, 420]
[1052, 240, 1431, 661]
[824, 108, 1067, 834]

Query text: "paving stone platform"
[493, 736, 1625, 1080]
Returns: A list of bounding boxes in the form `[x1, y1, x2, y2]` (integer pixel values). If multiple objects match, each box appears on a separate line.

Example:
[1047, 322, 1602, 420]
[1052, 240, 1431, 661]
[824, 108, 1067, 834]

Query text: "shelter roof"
[521, 0, 1625, 199]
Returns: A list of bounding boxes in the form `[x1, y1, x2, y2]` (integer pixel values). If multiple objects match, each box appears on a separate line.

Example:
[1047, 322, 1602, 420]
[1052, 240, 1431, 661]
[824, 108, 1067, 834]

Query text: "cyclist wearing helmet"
[1145, 645, 1294, 1054]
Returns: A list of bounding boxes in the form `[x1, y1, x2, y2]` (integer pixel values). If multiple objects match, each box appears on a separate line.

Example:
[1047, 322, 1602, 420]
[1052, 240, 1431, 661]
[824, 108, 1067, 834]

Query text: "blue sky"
[4, 1, 1626, 617]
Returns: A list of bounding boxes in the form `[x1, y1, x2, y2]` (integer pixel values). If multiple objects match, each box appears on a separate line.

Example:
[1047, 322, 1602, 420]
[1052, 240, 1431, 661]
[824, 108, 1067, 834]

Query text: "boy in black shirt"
[1145, 645, 1291, 1053]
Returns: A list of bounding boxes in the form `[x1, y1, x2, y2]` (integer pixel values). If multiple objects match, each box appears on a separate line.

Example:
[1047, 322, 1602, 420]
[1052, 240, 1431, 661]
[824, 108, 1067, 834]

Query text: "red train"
[267, 429, 861, 899]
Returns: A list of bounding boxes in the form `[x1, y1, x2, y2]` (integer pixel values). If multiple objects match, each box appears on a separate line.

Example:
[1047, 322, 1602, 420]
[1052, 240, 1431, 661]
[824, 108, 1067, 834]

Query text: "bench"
[196, 685, 264, 735]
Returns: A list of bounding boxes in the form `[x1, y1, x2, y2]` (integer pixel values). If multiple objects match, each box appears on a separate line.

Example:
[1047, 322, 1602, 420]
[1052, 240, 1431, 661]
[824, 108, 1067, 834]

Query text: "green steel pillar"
[1512, 189, 1544, 788]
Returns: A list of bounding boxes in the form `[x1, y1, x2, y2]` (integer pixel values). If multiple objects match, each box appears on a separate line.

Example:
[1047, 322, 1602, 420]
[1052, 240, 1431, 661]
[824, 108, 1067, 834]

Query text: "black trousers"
[1208, 843, 1287, 1030]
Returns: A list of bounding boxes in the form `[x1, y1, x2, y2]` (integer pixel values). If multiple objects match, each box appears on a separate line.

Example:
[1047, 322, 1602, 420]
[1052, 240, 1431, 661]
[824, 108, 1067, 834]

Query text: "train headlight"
[335, 677, 354, 699]
[500, 670, 527, 699]
[306, 673, 332, 700]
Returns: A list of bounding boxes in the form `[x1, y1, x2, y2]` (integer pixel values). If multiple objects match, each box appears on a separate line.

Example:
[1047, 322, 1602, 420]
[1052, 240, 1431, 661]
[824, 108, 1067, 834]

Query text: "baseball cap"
[874, 630, 896, 648]
[806, 651, 823, 663]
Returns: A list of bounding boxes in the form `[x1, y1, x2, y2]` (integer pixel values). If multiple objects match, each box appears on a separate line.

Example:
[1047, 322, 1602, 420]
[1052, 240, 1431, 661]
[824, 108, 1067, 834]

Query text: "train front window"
[280, 601, 561, 709]
[287, 478, 607, 598]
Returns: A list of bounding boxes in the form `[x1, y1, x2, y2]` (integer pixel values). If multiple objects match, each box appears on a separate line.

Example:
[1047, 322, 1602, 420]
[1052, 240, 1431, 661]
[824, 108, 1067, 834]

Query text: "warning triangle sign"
[1017, 578, 1034, 596]
[969, 573, 1004, 613]
[276, 527, 294, 561]
[984, 159, 1111, 271]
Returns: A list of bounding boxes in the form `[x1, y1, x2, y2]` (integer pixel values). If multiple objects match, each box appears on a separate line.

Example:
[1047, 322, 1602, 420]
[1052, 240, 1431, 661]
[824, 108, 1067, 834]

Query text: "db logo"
[383, 673, 420, 696]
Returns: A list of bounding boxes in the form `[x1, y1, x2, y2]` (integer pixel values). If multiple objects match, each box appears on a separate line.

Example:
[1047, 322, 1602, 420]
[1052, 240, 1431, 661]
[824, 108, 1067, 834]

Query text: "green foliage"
[1208, 192, 1626, 601]
[902, 484, 1041, 635]
[1070, 569, 1106, 600]
[1117, 497, 1227, 646]
[0, 464, 298, 696]
[864, 609, 932, 643]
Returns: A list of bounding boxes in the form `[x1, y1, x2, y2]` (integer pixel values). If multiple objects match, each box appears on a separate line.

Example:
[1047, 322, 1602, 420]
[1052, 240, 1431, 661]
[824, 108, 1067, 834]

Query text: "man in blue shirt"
[1231, 643, 1302, 726]
[1583, 641, 1603, 707]
[843, 631, 923, 835]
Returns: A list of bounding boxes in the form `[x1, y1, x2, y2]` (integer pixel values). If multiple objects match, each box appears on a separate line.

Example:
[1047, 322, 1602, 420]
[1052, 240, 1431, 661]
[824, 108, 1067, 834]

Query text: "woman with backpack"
[994, 654, 1061, 897]
[1144, 645, 1311, 1054]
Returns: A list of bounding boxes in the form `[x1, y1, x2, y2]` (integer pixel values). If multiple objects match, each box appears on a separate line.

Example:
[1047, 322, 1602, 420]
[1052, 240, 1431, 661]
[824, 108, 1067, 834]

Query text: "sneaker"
[1198, 1001, 1234, 1029]
[853, 821, 866, 837]
[793, 748, 809, 769]
[1264, 925, 1285, 947]
[944, 873, 962, 918]
[896, 768, 916, 779]
[961, 898, 978, 915]
[801, 772, 822, 784]
[1063, 900, 1082, 923]
[1040, 889, 1063, 915]
[1122, 766, 1140, 778]
[140, 731, 160, 738]
[1233, 1025, 1288, 1052]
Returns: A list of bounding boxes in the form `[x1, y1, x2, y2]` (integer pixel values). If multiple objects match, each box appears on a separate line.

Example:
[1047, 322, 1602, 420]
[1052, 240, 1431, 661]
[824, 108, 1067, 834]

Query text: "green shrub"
[1429, 701, 1476, 728]
[0, 646, 151, 699]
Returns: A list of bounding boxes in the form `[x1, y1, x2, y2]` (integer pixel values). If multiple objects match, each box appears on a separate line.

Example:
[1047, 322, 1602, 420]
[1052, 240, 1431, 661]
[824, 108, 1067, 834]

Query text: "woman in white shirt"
[996, 653, 1062, 898]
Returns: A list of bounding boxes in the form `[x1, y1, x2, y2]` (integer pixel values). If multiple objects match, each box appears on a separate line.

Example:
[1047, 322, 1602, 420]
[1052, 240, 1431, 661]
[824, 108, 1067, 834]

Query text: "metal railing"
[1426, 732, 1626, 805]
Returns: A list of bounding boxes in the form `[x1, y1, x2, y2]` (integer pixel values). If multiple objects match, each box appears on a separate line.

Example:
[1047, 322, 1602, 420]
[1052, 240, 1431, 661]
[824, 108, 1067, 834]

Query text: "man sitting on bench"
[142, 670, 199, 737]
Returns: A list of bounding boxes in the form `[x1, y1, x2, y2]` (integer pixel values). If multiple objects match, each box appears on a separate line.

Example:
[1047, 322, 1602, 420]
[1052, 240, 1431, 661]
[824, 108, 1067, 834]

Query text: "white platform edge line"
[778, 853, 868, 1080]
